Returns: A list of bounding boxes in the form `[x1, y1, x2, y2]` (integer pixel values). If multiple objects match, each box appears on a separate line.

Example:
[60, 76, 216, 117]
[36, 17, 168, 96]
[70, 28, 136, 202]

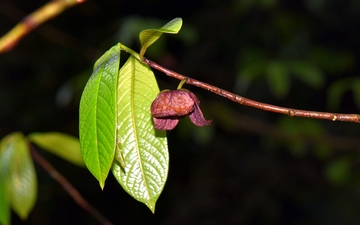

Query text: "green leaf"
[351, 79, 360, 110]
[79, 43, 120, 189]
[308, 47, 355, 74]
[0, 134, 15, 225]
[327, 78, 351, 111]
[266, 60, 289, 98]
[325, 157, 351, 185]
[278, 117, 325, 158]
[0, 176, 10, 225]
[0, 132, 37, 220]
[111, 55, 168, 213]
[139, 17, 182, 59]
[236, 60, 266, 93]
[28, 132, 84, 167]
[288, 61, 324, 89]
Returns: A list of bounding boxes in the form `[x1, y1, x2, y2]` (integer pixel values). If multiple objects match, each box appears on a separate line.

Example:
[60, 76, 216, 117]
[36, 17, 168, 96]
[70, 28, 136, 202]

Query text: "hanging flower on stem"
[151, 79, 212, 130]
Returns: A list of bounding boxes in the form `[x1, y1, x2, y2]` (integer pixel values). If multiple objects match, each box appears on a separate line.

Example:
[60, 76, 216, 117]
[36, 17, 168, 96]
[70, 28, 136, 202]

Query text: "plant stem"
[144, 58, 360, 123]
[0, 0, 85, 53]
[119, 43, 141, 61]
[29, 145, 113, 225]
[177, 79, 187, 90]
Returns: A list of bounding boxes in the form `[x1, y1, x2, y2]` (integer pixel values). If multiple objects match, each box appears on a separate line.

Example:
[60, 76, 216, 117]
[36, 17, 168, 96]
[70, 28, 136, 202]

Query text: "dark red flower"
[151, 89, 212, 130]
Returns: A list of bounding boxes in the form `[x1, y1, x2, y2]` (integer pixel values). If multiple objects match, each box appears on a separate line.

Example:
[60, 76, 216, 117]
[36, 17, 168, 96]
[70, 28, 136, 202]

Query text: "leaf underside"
[112, 55, 168, 213]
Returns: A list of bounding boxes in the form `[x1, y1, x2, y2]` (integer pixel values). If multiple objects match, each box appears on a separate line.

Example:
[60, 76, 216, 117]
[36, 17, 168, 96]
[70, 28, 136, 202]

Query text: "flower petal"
[189, 104, 211, 126]
[151, 90, 194, 117]
[188, 93, 211, 126]
[153, 117, 180, 130]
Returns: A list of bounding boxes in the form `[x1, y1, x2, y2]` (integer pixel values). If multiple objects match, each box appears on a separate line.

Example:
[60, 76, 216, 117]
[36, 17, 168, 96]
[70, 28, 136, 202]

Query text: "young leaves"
[0, 132, 37, 222]
[139, 17, 182, 59]
[80, 51, 169, 211]
[79, 43, 120, 189]
[112, 56, 168, 213]
[79, 18, 182, 212]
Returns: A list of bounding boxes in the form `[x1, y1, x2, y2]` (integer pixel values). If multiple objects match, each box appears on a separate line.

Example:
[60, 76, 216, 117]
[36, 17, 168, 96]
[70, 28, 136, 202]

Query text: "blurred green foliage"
[1, 0, 360, 224]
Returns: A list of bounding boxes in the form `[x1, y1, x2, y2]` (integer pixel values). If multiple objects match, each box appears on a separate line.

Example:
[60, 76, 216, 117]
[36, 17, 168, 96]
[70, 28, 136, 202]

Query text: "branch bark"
[144, 58, 360, 124]
[30, 145, 113, 225]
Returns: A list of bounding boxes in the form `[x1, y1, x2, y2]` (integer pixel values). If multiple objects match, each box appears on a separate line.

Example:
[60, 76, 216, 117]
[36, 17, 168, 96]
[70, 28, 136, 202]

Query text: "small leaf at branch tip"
[139, 17, 183, 60]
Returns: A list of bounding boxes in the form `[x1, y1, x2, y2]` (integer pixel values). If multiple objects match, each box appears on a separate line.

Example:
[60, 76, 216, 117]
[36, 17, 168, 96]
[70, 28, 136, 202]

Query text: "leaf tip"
[17, 211, 29, 221]
[99, 181, 105, 190]
[147, 202, 156, 214]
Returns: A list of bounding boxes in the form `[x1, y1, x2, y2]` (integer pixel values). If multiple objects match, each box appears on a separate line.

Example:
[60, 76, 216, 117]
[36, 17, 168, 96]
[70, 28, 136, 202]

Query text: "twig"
[144, 58, 360, 123]
[0, 0, 85, 53]
[0, 1, 101, 61]
[207, 102, 360, 151]
[29, 145, 113, 225]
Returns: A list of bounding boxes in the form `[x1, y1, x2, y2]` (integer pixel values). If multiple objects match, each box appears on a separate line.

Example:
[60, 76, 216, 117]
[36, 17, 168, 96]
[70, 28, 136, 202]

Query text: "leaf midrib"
[130, 57, 150, 200]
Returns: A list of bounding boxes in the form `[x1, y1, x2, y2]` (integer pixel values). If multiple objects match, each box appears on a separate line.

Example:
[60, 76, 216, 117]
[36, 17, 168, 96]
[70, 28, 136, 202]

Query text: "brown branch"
[144, 58, 360, 124]
[29, 145, 113, 225]
[0, 0, 85, 53]
[207, 102, 360, 151]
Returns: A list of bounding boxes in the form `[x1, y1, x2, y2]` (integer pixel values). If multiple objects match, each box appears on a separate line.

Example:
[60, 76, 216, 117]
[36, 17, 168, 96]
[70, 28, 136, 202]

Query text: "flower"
[151, 89, 212, 130]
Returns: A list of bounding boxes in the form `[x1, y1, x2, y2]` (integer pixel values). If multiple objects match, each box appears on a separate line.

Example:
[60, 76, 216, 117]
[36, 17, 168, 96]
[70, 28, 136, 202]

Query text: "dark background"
[1, 0, 360, 224]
